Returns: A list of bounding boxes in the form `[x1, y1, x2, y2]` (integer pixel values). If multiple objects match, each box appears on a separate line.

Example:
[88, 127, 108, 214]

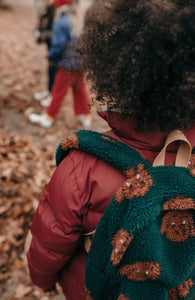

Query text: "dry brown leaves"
[0, 132, 55, 299]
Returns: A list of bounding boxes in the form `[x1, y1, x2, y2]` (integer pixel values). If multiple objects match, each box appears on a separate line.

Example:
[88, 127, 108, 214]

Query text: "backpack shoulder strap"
[56, 129, 195, 241]
[56, 130, 153, 255]
[56, 130, 151, 171]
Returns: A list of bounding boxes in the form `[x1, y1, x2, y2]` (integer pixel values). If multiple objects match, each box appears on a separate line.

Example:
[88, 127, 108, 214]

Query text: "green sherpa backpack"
[56, 129, 195, 300]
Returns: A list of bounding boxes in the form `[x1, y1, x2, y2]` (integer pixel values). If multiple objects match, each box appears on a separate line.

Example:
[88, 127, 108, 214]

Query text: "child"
[29, 0, 92, 128]
[33, 0, 56, 105]
[27, 0, 195, 299]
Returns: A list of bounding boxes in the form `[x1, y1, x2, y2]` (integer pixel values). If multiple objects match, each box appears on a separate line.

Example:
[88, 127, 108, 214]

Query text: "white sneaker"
[33, 90, 50, 101]
[79, 114, 92, 128]
[28, 113, 53, 128]
[40, 95, 52, 107]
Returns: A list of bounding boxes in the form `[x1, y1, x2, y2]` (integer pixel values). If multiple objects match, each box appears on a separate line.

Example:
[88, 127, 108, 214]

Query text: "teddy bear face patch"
[160, 211, 195, 242]
[119, 262, 161, 281]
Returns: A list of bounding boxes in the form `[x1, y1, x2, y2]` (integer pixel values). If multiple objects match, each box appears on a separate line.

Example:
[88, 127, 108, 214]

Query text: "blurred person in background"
[33, 0, 93, 106]
[33, 0, 57, 105]
[28, 0, 92, 128]
[34, 0, 55, 49]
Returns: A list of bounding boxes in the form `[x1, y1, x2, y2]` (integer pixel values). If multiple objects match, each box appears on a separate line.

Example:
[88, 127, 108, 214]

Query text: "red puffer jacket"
[27, 112, 195, 300]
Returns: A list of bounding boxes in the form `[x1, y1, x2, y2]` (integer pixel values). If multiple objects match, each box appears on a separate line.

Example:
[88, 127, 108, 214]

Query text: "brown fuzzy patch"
[117, 294, 130, 300]
[189, 153, 195, 177]
[115, 164, 153, 203]
[101, 136, 118, 144]
[161, 211, 195, 242]
[168, 288, 179, 300]
[163, 196, 195, 211]
[190, 168, 195, 177]
[168, 279, 194, 299]
[85, 288, 93, 300]
[189, 153, 195, 168]
[60, 134, 79, 151]
[111, 229, 134, 265]
[119, 262, 161, 281]
[178, 278, 194, 298]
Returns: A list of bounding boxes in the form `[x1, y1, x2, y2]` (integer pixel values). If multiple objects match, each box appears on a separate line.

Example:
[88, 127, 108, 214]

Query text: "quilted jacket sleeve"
[27, 153, 84, 289]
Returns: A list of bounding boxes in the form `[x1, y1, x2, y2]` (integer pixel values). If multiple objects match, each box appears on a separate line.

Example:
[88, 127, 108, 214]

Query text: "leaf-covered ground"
[0, 2, 108, 299]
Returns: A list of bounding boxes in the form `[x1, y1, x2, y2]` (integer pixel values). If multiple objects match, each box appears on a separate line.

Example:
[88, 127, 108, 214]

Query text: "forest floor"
[0, 3, 108, 299]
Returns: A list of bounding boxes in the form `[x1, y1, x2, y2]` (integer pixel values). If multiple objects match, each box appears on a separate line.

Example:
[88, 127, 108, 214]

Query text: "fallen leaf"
[14, 283, 32, 298]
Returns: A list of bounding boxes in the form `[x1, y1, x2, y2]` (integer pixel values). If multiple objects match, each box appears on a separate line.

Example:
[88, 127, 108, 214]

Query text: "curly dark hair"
[77, 0, 195, 132]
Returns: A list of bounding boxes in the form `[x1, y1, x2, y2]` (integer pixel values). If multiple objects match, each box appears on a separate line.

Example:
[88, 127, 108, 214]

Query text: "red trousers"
[46, 69, 91, 118]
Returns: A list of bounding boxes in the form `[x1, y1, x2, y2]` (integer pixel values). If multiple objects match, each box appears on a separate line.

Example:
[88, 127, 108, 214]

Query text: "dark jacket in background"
[36, 4, 55, 48]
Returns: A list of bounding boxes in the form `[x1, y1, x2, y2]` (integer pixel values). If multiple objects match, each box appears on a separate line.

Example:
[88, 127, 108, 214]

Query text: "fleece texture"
[56, 130, 195, 300]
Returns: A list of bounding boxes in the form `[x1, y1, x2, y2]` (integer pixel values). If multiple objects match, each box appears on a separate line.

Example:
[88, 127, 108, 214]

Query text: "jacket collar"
[98, 111, 195, 152]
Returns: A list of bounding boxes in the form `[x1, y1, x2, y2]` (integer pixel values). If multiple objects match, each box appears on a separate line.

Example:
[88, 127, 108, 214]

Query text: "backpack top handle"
[153, 130, 192, 167]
